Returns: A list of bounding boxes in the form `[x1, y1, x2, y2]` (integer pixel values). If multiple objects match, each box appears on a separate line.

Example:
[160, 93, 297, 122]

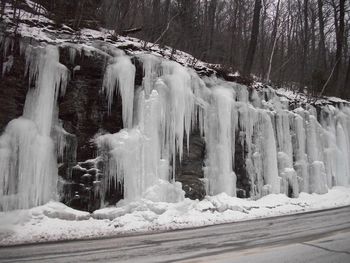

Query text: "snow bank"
[1, 187, 350, 246]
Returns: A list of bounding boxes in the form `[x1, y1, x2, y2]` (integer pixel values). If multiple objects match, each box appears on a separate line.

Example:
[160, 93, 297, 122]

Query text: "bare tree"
[22, 0, 350, 98]
[317, 0, 327, 70]
[243, 0, 262, 76]
[332, 0, 346, 95]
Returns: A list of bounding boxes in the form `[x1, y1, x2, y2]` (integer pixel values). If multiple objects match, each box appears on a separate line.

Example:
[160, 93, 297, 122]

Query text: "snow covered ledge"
[1, 186, 350, 246]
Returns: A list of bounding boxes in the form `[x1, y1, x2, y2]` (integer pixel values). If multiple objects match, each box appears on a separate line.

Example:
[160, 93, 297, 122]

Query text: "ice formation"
[97, 52, 350, 204]
[1, 42, 350, 211]
[102, 54, 136, 129]
[96, 57, 196, 202]
[204, 85, 237, 196]
[0, 45, 68, 211]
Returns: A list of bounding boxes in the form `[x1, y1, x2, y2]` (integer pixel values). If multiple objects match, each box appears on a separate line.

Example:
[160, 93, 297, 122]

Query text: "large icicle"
[335, 110, 350, 186]
[139, 54, 161, 97]
[95, 52, 350, 205]
[306, 109, 328, 194]
[255, 111, 281, 195]
[275, 110, 299, 197]
[292, 110, 309, 193]
[102, 54, 136, 129]
[0, 45, 68, 211]
[204, 86, 237, 196]
[96, 57, 196, 203]
[158, 61, 195, 174]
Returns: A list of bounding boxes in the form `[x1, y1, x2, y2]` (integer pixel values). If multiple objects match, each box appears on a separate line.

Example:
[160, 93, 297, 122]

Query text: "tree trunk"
[317, 0, 327, 70]
[152, 0, 161, 41]
[207, 0, 217, 61]
[259, 1, 267, 79]
[344, 56, 350, 97]
[267, 29, 279, 83]
[243, 0, 262, 76]
[299, 0, 309, 91]
[266, 0, 280, 82]
[0, 0, 6, 19]
[333, 0, 345, 95]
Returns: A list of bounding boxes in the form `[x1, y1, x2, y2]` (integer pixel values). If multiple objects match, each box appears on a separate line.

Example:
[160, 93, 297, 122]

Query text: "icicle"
[139, 54, 161, 97]
[2, 55, 13, 76]
[102, 54, 136, 129]
[0, 45, 69, 211]
[319, 106, 337, 188]
[250, 110, 281, 196]
[158, 61, 195, 174]
[275, 110, 298, 197]
[335, 113, 350, 186]
[138, 89, 162, 188]
[204, 86, 237, 196]
[306, 113, 328, 194]
[95, 52, 350, 204]
[96, 57, 196, 203]
[96, 89, 180, 202]
[68, 45, 81, 64]
[95, 129, 144, 201]
[3, 37, 14, 58]
[292, 111, 309, 193]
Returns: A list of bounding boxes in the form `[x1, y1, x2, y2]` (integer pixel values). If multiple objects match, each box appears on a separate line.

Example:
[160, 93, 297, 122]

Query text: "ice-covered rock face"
[0, 45, 69, 211]
[1, 38, 350, 212]
[94, 51, 350, 206]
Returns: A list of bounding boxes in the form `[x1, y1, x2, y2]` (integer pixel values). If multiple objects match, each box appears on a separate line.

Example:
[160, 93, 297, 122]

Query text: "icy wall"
[0, 44, 68, 210]
[1, 39, 350, 212]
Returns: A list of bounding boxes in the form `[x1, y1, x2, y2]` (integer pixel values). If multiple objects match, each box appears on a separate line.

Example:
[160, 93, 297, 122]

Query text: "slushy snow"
[1, 186, 350, 246]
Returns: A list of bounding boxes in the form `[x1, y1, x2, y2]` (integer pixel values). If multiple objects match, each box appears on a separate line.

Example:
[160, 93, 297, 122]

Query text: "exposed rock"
[176, 130, 206, 200]
[0, 39, 27, 132]
[234, 130, 250, 198]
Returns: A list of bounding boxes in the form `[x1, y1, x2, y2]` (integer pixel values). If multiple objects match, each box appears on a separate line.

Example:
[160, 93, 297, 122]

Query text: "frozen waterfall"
[0, 45, 68, 211]
[96, 52, 350, 204]
[102, 54, 136, 129]
[1, 43, 350, 211]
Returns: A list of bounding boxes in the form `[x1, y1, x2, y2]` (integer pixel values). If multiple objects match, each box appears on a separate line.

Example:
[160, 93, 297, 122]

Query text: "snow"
[25, 0, 48, 15]
[275, 88, 350, 106]
[1, 187, 350, 246]
[2, 0, 213, 77]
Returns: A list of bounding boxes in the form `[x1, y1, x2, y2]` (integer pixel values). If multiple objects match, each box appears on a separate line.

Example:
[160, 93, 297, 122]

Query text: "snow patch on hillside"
[1, 1, 212, 73]
[1, 1, 349, 106]
[1, 187, 350, 246]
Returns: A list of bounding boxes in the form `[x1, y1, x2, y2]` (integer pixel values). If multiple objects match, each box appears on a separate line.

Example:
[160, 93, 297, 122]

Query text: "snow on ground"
[1, 187, 350, 246]
[1, 1, 350, 247]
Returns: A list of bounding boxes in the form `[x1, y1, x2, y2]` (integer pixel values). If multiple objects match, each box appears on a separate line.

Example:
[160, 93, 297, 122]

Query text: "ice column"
[335, 110, 350, 186]
[139, 54, 161, 97]
[0, 45, 68, 211]
[306, 109, 328, 194]
[204, 86, 237, 196]
[254, 111, 281, 195]
[319, 106, 337, 188]
[275, 110, 299, 197]
[158, 61, 195, 173]
[102, 55, 136, 128]
[97, 57, 195, 202]
[292, 110, 309, 193]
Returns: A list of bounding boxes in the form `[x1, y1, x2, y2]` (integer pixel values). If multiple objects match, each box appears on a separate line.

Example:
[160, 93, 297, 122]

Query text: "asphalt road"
[1, 206, 350, 263]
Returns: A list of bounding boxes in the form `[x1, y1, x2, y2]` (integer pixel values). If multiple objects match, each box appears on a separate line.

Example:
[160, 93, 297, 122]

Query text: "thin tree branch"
[319, 58, 341, 97]
[150, 12, 180, 48]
